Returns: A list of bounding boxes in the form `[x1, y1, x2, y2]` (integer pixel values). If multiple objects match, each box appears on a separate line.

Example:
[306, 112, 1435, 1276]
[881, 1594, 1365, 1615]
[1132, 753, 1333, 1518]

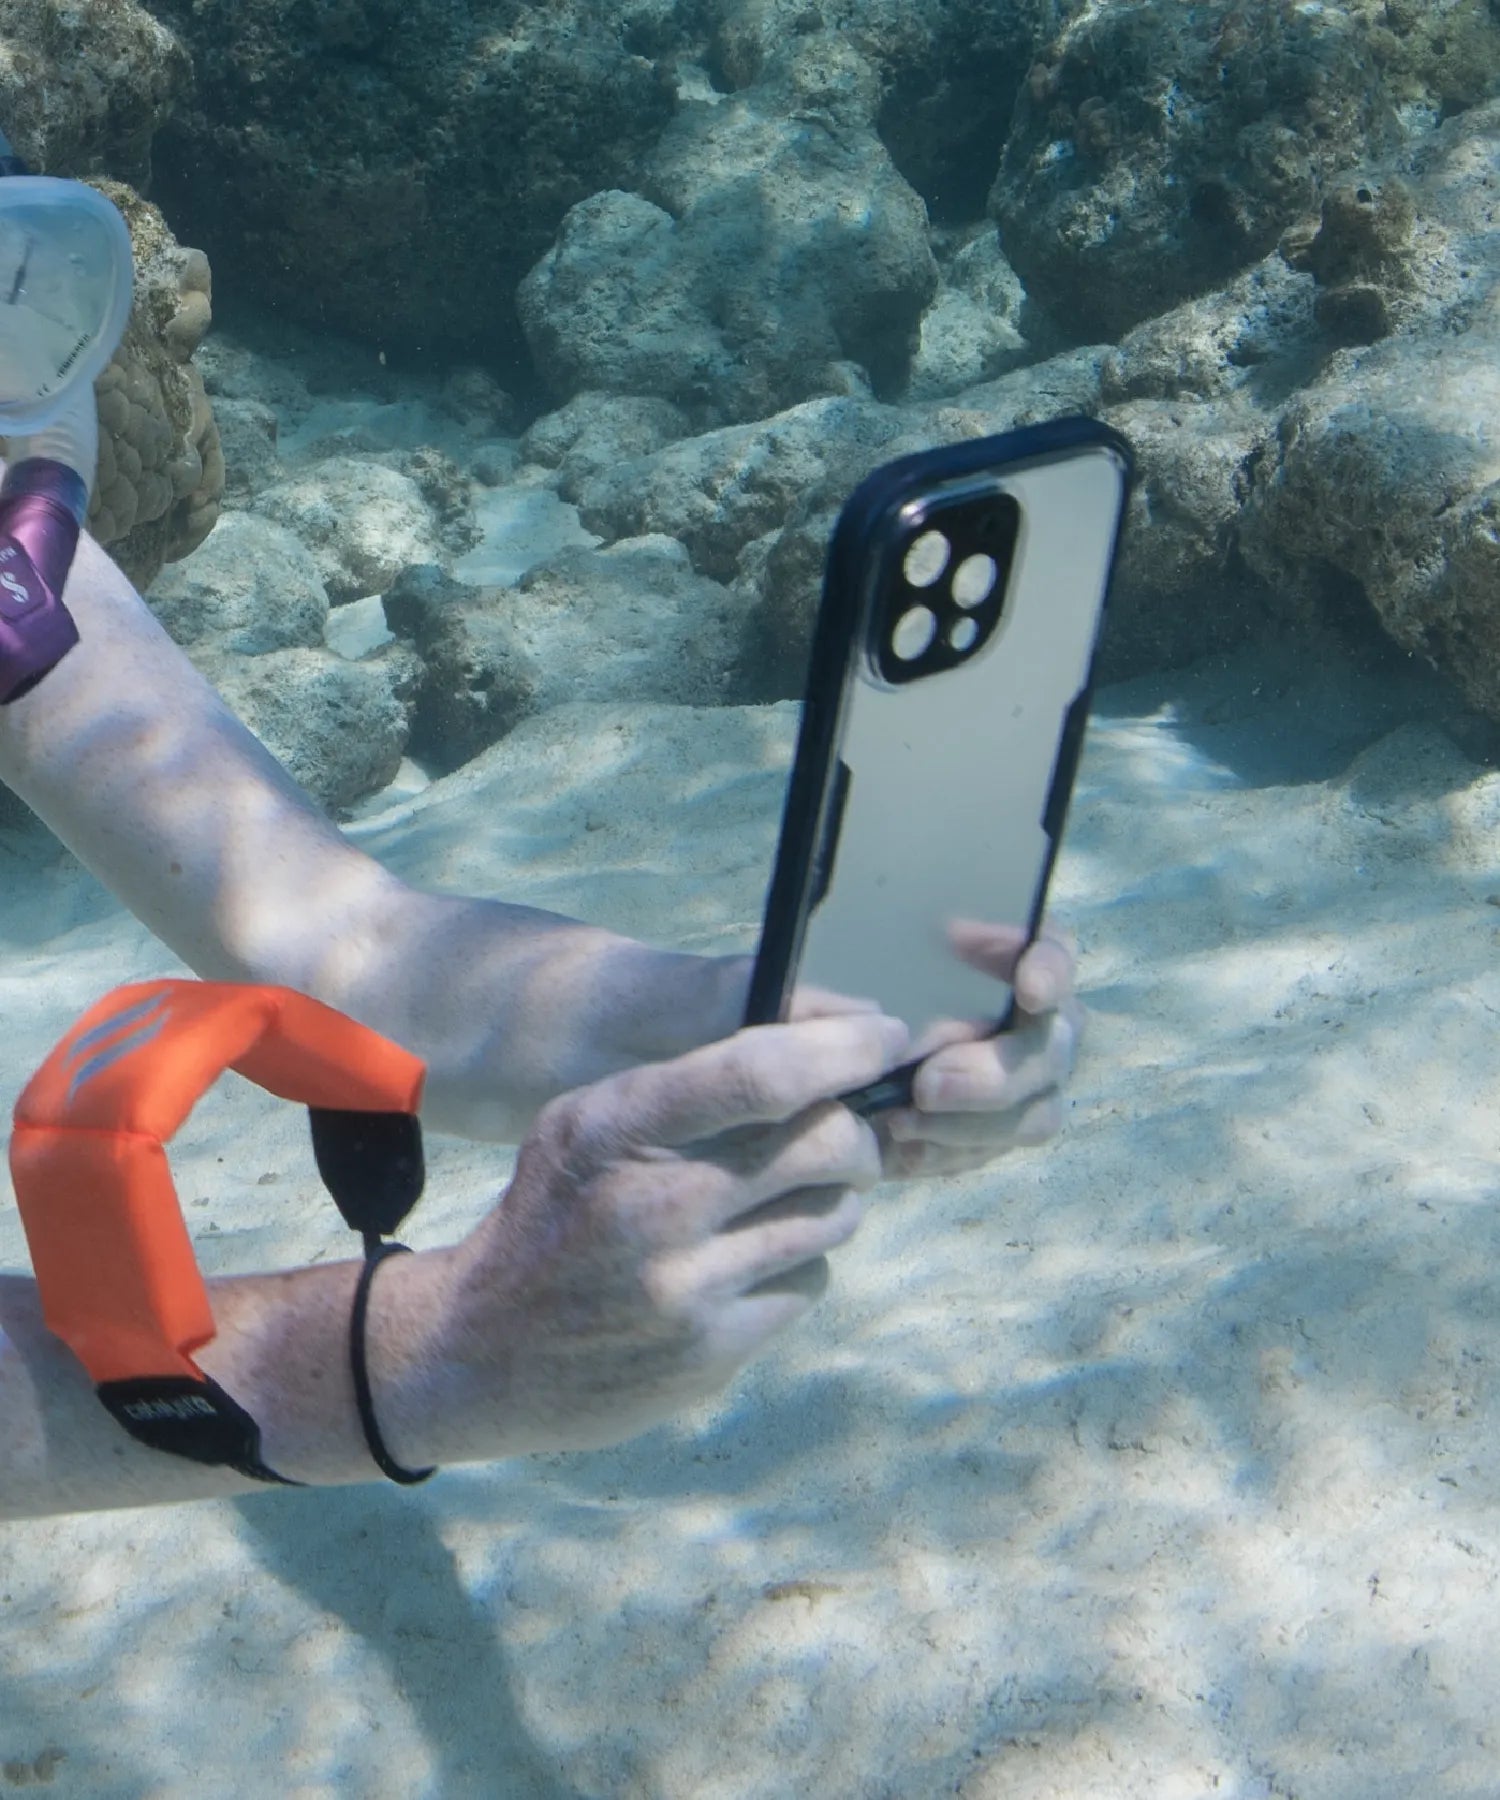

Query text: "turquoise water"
[1, 3, 1498, 1795]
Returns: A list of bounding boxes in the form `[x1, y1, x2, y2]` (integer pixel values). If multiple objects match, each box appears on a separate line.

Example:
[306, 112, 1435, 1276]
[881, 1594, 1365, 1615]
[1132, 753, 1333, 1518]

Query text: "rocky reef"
[0, 0, 185, 186]
[141, 0, 682, 358]
[87, 182, 223, 587]
[2, 0, 1498, 806]
[0, 5, 221, 588]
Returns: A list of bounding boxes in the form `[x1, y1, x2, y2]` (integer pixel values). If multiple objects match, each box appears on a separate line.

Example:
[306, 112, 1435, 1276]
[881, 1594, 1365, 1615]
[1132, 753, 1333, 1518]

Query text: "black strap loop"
[349, 1241, 436, 1485]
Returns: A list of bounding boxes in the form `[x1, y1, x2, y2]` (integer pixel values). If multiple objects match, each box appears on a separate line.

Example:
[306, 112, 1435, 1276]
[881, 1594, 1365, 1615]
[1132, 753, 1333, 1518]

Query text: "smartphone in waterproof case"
[744, 417, 1133, 1113]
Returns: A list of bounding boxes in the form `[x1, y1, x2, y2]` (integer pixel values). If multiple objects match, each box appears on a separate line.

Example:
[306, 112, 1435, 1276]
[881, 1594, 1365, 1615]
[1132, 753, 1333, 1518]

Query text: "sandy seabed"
[0, 641, 1497, 1800]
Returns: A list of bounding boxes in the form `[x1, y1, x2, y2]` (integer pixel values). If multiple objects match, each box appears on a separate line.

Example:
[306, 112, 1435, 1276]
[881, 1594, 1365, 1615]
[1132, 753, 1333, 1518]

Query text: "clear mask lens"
[0, 177, 133, 435]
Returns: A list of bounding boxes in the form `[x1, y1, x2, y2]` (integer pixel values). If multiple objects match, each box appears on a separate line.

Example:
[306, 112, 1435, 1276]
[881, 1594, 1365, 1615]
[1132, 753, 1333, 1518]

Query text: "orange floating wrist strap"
[10, 979, 427, 1485]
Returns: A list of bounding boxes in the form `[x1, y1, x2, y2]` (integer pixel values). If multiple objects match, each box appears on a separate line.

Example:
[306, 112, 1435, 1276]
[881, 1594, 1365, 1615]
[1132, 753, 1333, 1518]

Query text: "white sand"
[1, 643, 1497, 1799]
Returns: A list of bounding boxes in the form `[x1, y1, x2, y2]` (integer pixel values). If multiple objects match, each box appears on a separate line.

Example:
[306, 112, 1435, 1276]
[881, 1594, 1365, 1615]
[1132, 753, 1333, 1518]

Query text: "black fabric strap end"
[97, 1374, 303, 1487]
[309, 1106, 425, 1239]
[350, 1241, 437, 1486]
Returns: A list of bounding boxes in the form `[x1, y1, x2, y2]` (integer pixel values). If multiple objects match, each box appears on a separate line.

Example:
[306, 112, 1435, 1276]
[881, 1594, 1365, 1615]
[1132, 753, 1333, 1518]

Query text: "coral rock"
[83, 183, 223, 590]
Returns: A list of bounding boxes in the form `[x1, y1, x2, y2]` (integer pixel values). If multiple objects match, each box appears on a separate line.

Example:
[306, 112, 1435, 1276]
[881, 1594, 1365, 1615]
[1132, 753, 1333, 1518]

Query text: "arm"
[0, 1012, 904, 1519]
[0, 531, 1082, 1159]
[0, 531, 746, 1141]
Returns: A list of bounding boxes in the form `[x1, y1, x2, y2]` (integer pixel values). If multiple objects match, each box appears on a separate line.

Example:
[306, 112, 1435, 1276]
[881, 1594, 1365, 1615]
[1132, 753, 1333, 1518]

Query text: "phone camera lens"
[890, 606, 938, 661]
[903, 531, 950, 589]
[952, 554, 998, 610]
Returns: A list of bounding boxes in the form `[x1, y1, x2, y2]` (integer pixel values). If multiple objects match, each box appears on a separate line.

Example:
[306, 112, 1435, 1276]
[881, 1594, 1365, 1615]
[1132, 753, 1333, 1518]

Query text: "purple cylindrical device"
[0, 144, 132, 703]
[0, 459, 86, 702]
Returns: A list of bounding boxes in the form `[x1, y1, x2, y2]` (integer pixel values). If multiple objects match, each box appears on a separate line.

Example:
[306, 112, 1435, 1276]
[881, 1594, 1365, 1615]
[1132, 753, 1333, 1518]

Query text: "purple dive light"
[0, 459, 86, 701]
[0, 128, 135, 701]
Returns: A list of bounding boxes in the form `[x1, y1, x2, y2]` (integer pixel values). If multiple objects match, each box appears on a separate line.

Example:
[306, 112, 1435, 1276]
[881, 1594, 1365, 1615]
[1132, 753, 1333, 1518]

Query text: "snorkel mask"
[0, 129, 134, 701]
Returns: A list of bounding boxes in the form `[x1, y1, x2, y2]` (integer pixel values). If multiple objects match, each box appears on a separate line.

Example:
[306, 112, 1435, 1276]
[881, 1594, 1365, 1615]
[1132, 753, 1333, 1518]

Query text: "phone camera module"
[875, 492, 1020, 686]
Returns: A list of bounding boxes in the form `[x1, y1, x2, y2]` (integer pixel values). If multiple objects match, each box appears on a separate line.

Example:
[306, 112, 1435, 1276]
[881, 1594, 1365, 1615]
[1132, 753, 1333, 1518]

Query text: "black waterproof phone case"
[745, 417, 1133, 1112]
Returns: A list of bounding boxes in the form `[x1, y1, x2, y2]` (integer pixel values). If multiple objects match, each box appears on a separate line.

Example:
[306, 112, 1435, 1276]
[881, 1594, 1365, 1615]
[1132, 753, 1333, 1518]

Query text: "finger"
[1012, 934, 1077, 1015]
[709, 1100, 884, 1212]
[787, 984, 884, 1022]
[946, 918, 1029, 977]
[676, 1182, 867, 1306]
[947, 920, 1077, 1013]
[572, 1011, 911, 1153]
[883, 1087, 1064, 1151]
[702, 1257, 833, 1368]
[910, 1001, 1081, 1114]
[610, 1100, 882, 1242]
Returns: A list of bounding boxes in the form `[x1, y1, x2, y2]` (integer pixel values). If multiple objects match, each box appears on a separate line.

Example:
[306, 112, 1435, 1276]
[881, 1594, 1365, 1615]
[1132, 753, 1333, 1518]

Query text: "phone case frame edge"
[744, 415, 1135, 1039]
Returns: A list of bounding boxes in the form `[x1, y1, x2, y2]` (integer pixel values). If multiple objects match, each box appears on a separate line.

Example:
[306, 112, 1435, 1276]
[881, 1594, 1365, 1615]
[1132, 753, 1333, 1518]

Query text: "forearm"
[0, 998, 912, 1519]
[0, 531, 432, 1010]
[0, 532, 745, 1138]
[0, 1242, 491, 1518]
[320, 895, 749, 1138]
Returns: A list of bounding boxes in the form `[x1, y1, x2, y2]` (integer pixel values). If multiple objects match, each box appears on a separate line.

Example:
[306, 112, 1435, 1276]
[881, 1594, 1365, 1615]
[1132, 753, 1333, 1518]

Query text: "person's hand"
[801, 922, 1083, 1182]
[432, 1008, 910, 1455]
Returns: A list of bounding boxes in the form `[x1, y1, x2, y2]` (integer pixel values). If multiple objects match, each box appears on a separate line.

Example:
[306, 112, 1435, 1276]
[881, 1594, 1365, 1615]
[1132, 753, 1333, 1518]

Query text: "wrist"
[356, 1241, 473, 1473]
[605, 949, 751, 1067]
[198, 1242, 467, 1485]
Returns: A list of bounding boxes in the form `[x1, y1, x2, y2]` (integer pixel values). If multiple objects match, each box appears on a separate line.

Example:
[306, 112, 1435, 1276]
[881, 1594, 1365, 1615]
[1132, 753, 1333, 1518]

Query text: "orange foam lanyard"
[10, 979, 427, 1485]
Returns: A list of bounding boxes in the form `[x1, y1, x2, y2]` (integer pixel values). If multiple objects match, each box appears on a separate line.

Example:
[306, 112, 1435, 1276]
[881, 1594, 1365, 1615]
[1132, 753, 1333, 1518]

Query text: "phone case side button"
[1042, 688, 1091, 841]
[810, 760, 853, 911]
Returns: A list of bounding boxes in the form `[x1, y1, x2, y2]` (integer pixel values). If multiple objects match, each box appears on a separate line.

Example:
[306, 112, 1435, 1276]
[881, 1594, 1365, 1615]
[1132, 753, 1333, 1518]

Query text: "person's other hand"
[802, 922, 1083, 1182]
[436, 1009, 910, 1454]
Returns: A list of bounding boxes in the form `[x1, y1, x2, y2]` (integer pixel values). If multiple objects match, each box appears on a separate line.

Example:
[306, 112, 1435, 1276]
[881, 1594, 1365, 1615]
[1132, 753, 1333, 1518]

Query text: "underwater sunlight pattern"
[0, 0, 1498, 1793]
